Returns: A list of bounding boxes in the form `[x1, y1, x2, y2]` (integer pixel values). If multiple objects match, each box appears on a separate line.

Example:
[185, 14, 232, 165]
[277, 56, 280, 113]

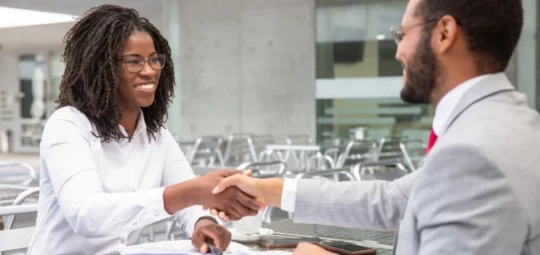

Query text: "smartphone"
[318, 241, 377, 255]
[259, 236, 321, 249]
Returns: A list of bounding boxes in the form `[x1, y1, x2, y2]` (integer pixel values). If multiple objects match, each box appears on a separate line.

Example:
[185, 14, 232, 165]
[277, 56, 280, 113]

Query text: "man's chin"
[400, 87, 426, 104]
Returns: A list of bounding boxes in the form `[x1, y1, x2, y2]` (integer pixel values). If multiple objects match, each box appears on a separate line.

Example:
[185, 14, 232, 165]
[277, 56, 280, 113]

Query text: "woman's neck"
[120, 107, 140, 138]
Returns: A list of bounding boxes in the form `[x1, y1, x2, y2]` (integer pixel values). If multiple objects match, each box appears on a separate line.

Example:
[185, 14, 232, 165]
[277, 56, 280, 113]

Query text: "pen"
[207, 241, 223, 255]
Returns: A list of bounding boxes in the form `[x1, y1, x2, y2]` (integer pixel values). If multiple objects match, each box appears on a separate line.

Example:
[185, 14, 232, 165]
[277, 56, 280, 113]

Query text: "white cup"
[233, 211, 264, 235]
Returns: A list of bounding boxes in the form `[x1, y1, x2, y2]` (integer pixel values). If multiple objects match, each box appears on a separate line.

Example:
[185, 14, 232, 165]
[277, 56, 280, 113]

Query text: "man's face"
[395, 0, 439, 104]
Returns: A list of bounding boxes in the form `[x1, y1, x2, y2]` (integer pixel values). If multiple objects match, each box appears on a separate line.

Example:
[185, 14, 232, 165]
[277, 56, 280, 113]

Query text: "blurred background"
[0, 0, 539, 252]
[0, 0, 537, 172]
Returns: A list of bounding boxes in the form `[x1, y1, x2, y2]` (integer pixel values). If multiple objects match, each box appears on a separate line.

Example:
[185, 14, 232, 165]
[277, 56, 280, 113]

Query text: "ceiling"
[0, 0, 165, 52]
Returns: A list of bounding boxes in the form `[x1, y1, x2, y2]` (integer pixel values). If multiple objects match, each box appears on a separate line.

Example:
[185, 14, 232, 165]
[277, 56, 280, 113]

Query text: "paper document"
[119, 240, 292, 255]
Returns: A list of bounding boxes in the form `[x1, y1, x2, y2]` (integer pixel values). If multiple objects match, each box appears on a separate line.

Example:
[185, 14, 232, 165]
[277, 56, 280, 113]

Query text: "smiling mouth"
[134, 83, 155, 91]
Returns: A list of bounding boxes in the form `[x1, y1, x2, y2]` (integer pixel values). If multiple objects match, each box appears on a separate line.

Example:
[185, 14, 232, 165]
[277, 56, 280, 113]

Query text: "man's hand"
[210, 175, 284, 222]
[196, 170, 264, 221]
[293, 243, 336, 255]
[191, 218, 232, 253]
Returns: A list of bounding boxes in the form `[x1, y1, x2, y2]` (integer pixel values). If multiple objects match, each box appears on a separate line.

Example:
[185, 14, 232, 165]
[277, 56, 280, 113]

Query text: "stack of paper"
[118, 240, 291, 255]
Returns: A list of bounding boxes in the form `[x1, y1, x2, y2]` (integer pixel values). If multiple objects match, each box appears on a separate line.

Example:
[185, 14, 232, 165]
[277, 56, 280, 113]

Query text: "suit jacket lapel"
[441, 73, 515, 134]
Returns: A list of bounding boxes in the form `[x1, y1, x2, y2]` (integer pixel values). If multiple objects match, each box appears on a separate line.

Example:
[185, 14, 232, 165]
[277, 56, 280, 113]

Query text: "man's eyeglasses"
[390, 19, 441, 45]
[118, 54, 166, 73]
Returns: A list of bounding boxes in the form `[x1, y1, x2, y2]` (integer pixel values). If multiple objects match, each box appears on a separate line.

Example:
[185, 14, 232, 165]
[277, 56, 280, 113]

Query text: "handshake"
[195, 170, 283, 221]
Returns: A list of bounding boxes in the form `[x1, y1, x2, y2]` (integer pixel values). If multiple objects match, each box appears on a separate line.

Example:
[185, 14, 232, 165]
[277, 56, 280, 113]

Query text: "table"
[262, 220, 394, 255]
[111, 219, 395, 254]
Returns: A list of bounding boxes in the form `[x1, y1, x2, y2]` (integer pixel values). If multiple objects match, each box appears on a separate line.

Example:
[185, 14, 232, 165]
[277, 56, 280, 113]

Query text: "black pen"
[207, 240, 223, 255]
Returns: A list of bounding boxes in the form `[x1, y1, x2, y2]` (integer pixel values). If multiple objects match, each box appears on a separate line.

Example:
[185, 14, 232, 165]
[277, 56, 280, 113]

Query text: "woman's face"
[118, 30, 162, 109]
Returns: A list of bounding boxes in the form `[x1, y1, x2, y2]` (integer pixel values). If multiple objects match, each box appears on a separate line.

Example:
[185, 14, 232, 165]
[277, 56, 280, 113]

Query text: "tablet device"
[318, 240, 377, 255]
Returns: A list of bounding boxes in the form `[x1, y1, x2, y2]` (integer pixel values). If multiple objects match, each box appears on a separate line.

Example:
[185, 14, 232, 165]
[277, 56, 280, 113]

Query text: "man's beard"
[400, 32, 438, 104]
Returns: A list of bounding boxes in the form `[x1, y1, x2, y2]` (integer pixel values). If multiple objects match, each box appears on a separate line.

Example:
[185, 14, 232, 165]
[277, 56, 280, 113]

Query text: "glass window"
[315, 0, 433, 145]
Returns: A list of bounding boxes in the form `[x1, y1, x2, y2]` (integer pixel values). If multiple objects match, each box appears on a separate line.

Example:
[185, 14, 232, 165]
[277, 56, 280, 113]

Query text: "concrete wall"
[0, 52, 22, 152]
[176, 0, 316, 142]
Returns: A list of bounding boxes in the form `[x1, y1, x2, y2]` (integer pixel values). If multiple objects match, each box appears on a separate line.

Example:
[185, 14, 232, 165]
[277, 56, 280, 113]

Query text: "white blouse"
[28, 106, 210, 255]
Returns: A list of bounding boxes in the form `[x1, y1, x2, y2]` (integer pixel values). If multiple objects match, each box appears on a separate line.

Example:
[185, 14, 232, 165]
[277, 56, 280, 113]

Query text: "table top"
[262, 219, 394, 254]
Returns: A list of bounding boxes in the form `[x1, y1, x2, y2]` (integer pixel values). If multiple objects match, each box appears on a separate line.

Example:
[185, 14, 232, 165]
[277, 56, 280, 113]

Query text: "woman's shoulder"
[156, 126, 175, 143]
[45, 106, 94, 134]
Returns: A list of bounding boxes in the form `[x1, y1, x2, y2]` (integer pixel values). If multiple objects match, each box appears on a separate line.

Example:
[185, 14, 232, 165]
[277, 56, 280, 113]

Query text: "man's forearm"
[259, 178, 285, 208]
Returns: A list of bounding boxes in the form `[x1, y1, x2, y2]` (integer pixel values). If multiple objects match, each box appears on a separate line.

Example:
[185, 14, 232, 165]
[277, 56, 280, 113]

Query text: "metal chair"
[0, 204, 38, 253]
[250, 134, 275, 157]
[186, 136, 225, 167]
[399, 139, 426, 171]
[305, 152, 336, 171]
[286, 135, 313, 145]
[236, 161, 287, 178]
[0, 184, 37, 206]
[3, 187, 39, 231]
[335, 139, 378, 169]
[376, 137, 406, 161]
[258, 149, 283, 163]
[223, 133, 257, 167]
[0, 162, 38, 186]
[295, 168, 356, 182]
[352, 159, 408, 181]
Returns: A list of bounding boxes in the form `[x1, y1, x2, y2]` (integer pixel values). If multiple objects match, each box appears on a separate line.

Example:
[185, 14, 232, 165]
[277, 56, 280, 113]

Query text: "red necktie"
[426, 129, 438, 155]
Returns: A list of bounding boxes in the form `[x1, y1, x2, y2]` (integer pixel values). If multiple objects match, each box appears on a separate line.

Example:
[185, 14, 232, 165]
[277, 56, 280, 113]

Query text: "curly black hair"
[57, 4, 175, 142]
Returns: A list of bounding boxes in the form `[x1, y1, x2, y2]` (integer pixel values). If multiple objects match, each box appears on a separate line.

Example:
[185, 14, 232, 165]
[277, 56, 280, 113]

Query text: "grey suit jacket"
[294, 73, 540, 254]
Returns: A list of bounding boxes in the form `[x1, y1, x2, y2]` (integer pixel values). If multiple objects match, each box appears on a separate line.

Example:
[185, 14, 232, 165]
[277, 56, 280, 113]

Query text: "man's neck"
[430, 72, 484, 108]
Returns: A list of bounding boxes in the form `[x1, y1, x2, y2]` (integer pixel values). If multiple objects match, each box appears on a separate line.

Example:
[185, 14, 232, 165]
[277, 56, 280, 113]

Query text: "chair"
[0, 204, 38, 253]
[286, 135, 313, 145]
[250, 134, 275, 157]
[236, 161, 287, 178]
[3, 187, 40, 230]
[305, 152, 335, 171]
[335, 140, 378, 169]
[0, 184, 37, 206]
[295, 168, 356, 182]
[323, 147, 340, 164]
[352, 159, 408, 181]
[258, 149, 283, 163]
[186, 136, 225, 167]
[223, 133, 257, 167]
[399, 139, 426, 171]
[0, 162, 38, 186]
[376, 137, 406, 161]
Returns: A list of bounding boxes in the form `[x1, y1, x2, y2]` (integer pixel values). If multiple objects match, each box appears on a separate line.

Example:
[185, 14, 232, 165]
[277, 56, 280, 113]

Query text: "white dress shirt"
[280, 73, 500, 212]
[28, 106, 211, 255]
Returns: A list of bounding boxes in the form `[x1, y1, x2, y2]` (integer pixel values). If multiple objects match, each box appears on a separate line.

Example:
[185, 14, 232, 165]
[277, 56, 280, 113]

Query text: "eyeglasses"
[390, 19, 441, 45]
[118, 54, 166, 73]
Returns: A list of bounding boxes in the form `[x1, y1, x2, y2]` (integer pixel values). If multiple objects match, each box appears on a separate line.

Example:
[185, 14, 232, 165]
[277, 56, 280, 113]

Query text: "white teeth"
[135, 84, 154, 91]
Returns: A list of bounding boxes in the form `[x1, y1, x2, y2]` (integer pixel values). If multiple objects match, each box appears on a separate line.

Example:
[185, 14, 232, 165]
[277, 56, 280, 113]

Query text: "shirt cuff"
[281, 178, 298, 212]
[136, 187, 172, 227]
[178, 207, 216, 238]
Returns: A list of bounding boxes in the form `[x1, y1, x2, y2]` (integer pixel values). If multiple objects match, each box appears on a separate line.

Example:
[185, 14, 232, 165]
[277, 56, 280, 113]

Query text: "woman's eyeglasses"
[118, 54, 166, 73]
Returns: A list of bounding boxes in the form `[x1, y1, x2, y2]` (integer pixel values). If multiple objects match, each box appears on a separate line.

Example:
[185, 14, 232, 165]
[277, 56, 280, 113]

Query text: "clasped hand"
[197, 170, 265, 221]
[209, 172, 271, 222]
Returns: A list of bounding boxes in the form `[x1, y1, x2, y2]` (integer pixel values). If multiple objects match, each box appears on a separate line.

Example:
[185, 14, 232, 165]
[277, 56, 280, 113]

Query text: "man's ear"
[433, 15, 460, 54]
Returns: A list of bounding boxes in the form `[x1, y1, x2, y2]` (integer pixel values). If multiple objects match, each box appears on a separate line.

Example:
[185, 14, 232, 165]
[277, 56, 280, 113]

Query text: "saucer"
[228, 228, 274, 242]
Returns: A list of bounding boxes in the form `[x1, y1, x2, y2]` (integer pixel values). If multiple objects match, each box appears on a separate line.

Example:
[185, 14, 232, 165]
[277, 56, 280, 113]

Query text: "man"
[213, 0, 540, 254]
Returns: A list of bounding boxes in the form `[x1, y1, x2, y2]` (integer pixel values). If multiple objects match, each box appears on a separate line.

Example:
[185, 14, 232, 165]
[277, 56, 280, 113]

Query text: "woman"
[27, 5, 260, 254]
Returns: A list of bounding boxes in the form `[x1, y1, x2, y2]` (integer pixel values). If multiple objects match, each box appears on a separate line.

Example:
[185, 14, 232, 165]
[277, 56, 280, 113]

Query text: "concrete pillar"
[163, 0, 182, 140]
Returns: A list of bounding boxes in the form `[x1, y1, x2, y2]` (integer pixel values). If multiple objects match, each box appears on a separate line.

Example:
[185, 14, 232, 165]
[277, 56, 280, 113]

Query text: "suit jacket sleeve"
[293, 171, 416, 231]
[413, 144, 528, 255]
